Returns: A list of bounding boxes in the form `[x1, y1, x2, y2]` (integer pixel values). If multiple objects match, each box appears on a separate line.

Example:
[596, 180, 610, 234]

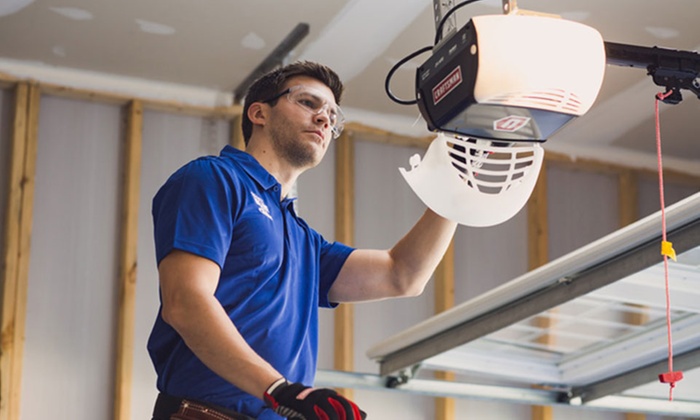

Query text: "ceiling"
[1, 0, 699, 169]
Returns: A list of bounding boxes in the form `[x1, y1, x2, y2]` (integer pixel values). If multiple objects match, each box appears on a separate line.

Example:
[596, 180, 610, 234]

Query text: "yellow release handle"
[661, 241, 677, 262]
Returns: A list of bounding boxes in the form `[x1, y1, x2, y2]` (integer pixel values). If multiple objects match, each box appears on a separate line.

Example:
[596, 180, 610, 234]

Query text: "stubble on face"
[268, 109, 326, 169]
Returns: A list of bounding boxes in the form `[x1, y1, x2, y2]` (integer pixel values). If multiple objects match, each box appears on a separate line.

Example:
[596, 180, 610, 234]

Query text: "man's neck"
[245, 142, 302, 200]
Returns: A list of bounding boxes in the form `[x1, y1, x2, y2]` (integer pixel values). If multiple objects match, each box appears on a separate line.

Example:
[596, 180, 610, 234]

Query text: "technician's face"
[266, 76, 339, 169]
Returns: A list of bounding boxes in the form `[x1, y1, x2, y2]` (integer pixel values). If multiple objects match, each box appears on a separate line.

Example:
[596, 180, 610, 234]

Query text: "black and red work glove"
[263, 378, 367, 420]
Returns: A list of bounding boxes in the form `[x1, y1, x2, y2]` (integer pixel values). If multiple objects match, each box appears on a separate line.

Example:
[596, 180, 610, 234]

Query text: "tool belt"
[153, 393, 255, 420]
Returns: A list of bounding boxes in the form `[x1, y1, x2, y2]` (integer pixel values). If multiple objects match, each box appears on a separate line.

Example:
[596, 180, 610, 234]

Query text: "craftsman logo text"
[432, 66, 462, 105]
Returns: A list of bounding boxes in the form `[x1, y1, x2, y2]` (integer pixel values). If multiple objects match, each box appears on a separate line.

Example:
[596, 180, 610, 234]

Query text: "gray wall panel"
[548, 166, 619, 261]
[0, 88, 12, 257]
[453, 209, 528, 304]
[132, 111, 229, 418]
[353, 139, 433, 369]
[22, 96, 122, 419]
[296, 140, 337, 373]
[350, 139, 435, 418]
[638, 177, 699, 220]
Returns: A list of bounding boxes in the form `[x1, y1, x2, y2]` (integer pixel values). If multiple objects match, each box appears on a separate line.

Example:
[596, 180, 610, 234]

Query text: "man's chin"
[285, 151, 322, 170]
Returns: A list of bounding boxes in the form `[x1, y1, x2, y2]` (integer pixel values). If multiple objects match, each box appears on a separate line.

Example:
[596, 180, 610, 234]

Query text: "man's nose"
[314, 107, 331, 126]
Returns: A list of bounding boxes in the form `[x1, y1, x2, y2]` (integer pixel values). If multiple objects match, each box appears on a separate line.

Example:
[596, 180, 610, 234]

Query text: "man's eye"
[298, 98, 317, 109]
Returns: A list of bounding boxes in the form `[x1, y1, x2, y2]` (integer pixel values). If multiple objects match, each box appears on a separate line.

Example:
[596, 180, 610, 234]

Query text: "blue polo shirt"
[148, 146, 354, 419]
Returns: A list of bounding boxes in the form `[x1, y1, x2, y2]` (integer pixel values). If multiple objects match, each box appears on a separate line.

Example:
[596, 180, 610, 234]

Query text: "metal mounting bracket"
[502, 0, 518, 14]
[386, 363, 422, 388]
[433, 0, 457, 48]
[605, 41, 700, 104]
[502, 0, 560, 18]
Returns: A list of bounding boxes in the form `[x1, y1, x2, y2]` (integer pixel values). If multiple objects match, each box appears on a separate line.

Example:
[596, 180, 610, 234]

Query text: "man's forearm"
[388, 208, 457, 294]
[164, 293, 282, 400]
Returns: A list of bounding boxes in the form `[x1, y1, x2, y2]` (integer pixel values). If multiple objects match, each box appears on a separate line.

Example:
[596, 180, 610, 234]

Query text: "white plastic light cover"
[400, 133, 543, 227]
[473, 14, 606, 116]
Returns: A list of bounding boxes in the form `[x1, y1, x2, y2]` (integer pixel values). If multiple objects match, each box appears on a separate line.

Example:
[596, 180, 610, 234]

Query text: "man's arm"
[159, 250, 367, 419]
[329, 208, 457, 302]
[158, 250, 281, 400]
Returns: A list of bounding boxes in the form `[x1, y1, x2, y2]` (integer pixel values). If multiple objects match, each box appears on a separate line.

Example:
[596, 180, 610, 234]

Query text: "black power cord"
[385, 0, 485, 105]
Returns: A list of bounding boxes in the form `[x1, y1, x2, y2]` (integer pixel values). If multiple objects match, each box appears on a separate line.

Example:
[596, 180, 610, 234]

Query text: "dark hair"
[241, 61, 344, 145]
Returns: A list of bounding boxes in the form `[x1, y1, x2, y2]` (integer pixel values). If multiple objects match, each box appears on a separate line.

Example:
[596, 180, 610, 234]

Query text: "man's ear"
[247, 102, 267, 127]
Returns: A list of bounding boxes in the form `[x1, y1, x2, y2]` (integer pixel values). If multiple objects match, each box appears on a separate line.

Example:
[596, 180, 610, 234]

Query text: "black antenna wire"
[384, 46, 433, 105]
[384, 0, 485, 106]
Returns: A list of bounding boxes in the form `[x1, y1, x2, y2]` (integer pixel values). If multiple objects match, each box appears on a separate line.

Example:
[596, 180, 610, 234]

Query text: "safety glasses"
[263, 85, 345, 139]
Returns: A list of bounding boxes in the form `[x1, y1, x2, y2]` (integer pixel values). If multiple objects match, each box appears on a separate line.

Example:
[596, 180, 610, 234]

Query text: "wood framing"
[113, 100, 143, 420]
[0, 73, 19, 89]
[636, 168, 700, 188]
[39, 81, 241, 119]
[345, 122, 432, 150]
[230, 114, 245, 150]
[527, 162, 549, 272]
[334, 132, 355, 399]
[2, 72, 698, 184]
[531, 404, 553, 420]
[618, 170, 639, 228]
[545, 150, 700, 187]
[434, 240, 455, 317]
[545, 151, 627, 176]
[434, 241, 455, 420]
[527, 162, 554, 420]
[0, 83, 28, 420]
[0, 82, 40, 420]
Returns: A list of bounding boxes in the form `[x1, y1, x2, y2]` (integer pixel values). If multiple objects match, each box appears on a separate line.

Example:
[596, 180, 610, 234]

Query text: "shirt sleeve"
[152, 158, 236, 268]
[317, 239, 355, 308]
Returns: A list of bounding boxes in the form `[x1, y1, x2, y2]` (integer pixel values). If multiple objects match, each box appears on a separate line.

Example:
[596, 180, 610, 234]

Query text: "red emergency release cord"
[654, 90, 683, 400]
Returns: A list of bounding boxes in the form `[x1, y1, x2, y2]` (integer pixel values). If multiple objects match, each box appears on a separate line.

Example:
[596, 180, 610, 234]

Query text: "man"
[149, 61, 457, 419]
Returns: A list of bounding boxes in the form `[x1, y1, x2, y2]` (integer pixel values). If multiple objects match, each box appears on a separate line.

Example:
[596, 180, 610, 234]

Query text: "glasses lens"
[289, 87, 344, 139]
[292, 90, 324, 113]
[331, 107, 345, 139]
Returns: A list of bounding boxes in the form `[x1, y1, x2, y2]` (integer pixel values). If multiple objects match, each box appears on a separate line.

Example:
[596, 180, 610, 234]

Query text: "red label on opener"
[432, 66, 462, 105]
[494, 116, 531, 132]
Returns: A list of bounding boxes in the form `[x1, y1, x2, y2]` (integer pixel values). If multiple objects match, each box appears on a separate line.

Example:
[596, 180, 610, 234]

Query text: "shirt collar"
[221, 145, 279, 191]
[220, 146, 300, 206]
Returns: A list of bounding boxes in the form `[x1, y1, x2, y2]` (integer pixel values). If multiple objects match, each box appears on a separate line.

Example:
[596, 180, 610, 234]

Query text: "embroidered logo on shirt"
[251, 192, 273, 220]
